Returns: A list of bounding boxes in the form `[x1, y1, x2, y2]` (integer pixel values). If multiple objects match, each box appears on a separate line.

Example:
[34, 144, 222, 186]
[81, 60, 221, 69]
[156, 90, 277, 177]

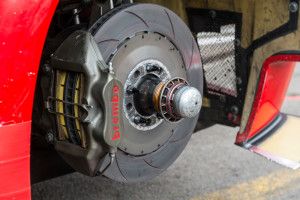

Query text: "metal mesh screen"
[197, 24, 237, 97]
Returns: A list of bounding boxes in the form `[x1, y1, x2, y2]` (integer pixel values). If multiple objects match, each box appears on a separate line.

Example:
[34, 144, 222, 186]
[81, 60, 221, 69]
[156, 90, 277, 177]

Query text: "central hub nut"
[152, 78, 202, 122]
[173, 86, 202, 118]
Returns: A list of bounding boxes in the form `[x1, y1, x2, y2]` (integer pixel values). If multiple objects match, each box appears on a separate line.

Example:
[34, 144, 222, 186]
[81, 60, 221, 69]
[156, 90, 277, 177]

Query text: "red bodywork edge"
[0, 0, 58, 199]
[236, 54, 300, 144]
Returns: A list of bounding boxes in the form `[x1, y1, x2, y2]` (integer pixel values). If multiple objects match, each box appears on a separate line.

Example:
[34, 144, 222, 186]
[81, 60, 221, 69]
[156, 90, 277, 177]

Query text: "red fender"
[0, 0, 58, 198]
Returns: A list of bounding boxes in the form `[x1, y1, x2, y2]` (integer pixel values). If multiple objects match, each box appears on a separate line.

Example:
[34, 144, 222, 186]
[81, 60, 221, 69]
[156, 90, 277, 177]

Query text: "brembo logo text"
[111, 85, 120, 141]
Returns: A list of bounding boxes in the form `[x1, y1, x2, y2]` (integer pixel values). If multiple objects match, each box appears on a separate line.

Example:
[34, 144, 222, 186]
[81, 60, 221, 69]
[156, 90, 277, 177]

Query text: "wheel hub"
[127, 75, 202, 125]
[124, 59, 171, 131]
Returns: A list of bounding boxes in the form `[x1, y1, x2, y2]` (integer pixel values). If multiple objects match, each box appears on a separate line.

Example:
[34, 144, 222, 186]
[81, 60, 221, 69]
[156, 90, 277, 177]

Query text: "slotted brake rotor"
[89, 4, 203, 182]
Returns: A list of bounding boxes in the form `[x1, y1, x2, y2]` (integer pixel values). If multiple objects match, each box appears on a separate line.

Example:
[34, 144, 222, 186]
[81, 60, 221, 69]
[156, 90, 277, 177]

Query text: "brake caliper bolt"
[45, 131, 54, 144]
[42, 63, 52, 75]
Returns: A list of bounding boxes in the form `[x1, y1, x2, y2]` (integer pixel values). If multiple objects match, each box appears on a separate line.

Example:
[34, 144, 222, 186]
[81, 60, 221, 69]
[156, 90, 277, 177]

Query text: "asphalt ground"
[32, 63, 300, 200]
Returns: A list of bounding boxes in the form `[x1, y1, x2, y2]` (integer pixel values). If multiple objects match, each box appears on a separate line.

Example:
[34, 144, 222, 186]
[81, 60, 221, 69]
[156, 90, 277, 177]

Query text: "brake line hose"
[98, 153, 115, 176]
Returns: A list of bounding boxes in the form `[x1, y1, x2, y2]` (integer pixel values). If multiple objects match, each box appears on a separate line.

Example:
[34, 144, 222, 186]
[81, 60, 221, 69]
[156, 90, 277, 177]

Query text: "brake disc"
[90, 4, 203, 182]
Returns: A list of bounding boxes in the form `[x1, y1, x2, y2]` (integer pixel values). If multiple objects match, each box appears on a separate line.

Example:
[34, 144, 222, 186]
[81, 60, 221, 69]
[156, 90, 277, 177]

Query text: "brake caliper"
[48, 30, 123, 176]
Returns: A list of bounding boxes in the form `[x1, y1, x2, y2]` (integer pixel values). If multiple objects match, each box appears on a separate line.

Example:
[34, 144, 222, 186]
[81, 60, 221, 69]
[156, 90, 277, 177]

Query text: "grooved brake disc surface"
[90, 3, 203, 183]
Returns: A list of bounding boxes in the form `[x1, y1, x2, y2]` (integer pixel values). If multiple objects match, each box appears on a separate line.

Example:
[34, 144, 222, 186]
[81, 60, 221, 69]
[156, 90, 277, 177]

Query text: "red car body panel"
[236, 54, 300, 144]
[0, 0, 58, 198]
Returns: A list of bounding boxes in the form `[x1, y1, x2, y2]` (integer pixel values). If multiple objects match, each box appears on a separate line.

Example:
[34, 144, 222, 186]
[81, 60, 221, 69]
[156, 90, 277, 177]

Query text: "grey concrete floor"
[32, 63, 300, 200]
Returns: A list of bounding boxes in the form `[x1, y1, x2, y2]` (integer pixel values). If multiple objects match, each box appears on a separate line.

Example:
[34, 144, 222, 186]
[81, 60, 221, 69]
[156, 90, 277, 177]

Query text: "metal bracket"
[45, 96, 91, 123]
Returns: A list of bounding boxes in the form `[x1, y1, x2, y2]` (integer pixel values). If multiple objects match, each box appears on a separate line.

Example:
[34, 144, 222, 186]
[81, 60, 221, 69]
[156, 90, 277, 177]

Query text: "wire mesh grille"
[197, 24, 237, 97]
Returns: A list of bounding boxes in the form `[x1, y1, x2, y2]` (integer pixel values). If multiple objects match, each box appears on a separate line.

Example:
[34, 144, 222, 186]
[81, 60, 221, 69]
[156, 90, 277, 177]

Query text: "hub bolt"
[134, 115, 151, 125]
[127, 86, 139, 95]
[146, 64, 161, 73]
